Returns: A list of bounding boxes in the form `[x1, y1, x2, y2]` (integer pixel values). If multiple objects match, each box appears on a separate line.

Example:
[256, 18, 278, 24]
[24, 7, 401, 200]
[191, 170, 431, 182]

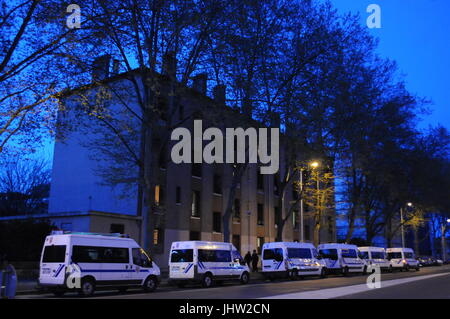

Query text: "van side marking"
[54, 264, 64, 277]
[184, 264, 193, 273]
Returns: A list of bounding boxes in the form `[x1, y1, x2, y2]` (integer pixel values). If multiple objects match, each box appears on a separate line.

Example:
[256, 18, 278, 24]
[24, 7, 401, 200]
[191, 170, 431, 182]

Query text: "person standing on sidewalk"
[0, 255, 17, 299]
[251, 250, 259, 272]
[244, 251, 252, 269]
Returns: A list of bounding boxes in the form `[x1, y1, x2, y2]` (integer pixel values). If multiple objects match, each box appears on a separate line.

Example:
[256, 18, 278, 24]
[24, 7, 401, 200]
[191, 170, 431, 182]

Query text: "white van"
[358, 247, 392, 272]
[318, 243, 366, 275]
[386, 247, 420, 271]
[261, 242, 326, 280]
[39, 231, 160, 296]
[168, 241, 250, 288]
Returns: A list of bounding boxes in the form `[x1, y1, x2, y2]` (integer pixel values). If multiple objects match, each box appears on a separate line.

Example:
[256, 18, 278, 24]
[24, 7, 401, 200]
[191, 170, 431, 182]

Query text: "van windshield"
[288, 248, 311, 259]
[359, 251, 369, 259]
[404, 252, 415, 259]
[170, 249, 193, 263]
[43, 245, 66, 263]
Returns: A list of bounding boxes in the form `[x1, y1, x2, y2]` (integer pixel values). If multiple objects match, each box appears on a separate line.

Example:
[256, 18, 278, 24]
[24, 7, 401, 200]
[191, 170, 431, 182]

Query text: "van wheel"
[143, 276, 157, 292]
[389, 266, 393, 273]
[320, 268, 327, 278]
[405, 265, 410, 272]
[202, 273, 213, 288]
[79, 277, 95, 297]
[290, 269, 299, 281]
[415, 266, 420, 272]
[240, 272, 249, 285]
[342, 267, 349, 277]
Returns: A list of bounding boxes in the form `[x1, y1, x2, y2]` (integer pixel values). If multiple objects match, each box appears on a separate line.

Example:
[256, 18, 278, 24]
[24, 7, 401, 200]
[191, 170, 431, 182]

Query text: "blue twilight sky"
[31, 0, 450, 163]
[330, 0, 450, 131]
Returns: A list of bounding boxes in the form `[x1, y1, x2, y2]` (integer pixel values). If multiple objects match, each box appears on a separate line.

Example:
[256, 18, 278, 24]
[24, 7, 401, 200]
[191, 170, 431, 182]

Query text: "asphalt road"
[17, 265, 450, 299]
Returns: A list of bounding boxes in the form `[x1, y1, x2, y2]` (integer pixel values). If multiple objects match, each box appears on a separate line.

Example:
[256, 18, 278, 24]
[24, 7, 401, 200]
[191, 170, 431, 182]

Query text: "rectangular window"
[257, 204, 264, 226]
[110, 223, 124, 234]
[213, 174, 222, 194]
[319, 249, 338, 260]
[153, 228, 162, 245]
[371, 251, 385, 259]
[263, 248, 283, 260]
[155, 185, 161, 206]
[170, 249, 193, 263]
[198, 250, 231, 263]
[132, 248, 152, 267]
[233, 198, 241, 220]
[304, 224, 310, 241]
[274, 206, 280, 227]
[257, 237, 265, 255]
[232, 235, 241, 253]
[341, 249, 357, 258]
[72, 246, 129, 263]
[213, 212, 222, 233]
[387, 252, 402, 260]
[43, 245, 66, 263]
[189, 231, 200, 240]
[176, 186, 181, 204]
[287, 248, 312, 259]
[191, 191, 201, 217]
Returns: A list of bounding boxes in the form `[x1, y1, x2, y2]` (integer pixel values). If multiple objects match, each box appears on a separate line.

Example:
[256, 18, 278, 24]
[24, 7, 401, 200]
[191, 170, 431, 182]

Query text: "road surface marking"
[262, 273, 450, 299]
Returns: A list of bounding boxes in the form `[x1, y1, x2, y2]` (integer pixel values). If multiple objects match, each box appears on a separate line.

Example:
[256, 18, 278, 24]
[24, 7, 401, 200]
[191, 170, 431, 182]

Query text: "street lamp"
[400, 202, 413, 248]
[310, 161, 320, 169]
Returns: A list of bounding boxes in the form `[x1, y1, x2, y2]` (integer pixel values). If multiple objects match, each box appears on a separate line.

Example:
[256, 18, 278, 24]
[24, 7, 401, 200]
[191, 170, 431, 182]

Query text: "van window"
[132, 248, 152, 267]
[319, 249, 338, 260]
[43, 245, 66, 263]
[387, 252, 402, 260]
[342, 249, 357, 258]
[359, 251, 369, 259]
[171, 249, 193, 263]
[72, 246, 129, 263]
[263, 248, 283, 260]
[288, 248, 312, 259]
[232, 250, 244, 263]
[198, 250, 231, 263]
[371, 251, 385, 259]
[404, 252, 415, 259]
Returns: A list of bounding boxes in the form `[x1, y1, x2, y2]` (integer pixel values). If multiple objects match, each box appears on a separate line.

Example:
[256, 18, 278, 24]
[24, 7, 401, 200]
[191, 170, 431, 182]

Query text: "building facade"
[48, 57, 336, 265]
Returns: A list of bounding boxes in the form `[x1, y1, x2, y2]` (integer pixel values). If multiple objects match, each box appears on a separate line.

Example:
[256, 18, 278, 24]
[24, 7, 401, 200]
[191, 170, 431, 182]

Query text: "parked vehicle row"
[38, 231, 428, 297]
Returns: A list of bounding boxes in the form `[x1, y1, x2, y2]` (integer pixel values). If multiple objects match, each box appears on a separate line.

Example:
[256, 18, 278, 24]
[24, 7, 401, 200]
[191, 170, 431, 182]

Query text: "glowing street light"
[407, 202, 413, 207]
[310, 161, 320, 169]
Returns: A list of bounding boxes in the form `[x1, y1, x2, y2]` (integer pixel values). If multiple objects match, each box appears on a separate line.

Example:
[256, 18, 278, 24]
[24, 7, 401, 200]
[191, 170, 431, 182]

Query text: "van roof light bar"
[50, 230, 130, 238]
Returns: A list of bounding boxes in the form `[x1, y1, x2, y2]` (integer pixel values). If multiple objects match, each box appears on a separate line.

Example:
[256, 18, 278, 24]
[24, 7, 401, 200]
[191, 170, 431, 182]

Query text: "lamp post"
[400, 202, 413, 248]
[310, 161, 320, 244]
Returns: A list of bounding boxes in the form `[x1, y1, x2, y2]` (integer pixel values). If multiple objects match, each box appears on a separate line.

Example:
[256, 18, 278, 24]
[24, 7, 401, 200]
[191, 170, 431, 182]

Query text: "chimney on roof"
[192, 73, 207, 95]
[213, 85, 226, 106]
[162, 51, 177, 79]
[92, 55, 111, 81]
